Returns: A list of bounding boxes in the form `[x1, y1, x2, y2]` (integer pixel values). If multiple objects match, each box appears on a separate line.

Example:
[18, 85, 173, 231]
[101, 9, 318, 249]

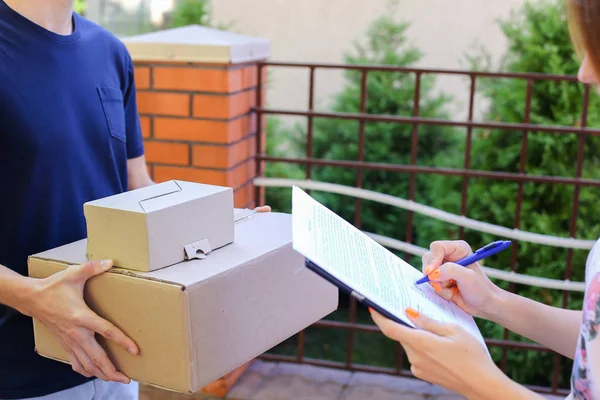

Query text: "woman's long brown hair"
[568, 0, 600, 76]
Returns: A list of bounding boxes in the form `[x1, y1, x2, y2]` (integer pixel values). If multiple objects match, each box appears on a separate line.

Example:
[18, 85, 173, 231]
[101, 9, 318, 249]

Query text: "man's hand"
[20, 260, 138, 383]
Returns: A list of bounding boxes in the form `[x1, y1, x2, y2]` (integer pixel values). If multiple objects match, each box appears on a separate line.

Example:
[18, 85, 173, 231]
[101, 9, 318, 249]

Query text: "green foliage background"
[420, 0, 600, 386]
[167, 0, 233, 30]
[96, 0, 231, 37]
[74, 0, 86, 15]
[266, 0, 600, 389]
[169, 0, 212, 27]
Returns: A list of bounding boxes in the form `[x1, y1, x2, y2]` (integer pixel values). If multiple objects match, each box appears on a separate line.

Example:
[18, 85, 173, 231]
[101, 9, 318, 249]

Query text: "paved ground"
[140, 360, 567, 400]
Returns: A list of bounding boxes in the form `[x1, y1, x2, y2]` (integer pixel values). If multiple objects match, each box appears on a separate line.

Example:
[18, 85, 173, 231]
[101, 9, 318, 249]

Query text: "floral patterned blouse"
[569, 241, 600, 399]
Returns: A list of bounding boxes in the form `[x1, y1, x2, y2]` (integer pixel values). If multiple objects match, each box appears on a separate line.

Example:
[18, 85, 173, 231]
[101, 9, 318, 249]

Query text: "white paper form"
[291, 186, 486, 347]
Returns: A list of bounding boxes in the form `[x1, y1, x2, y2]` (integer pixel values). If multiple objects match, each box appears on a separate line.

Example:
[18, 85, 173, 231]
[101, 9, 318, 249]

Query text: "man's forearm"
[0, 265, 35, 315]
[485, 289, 581, 358]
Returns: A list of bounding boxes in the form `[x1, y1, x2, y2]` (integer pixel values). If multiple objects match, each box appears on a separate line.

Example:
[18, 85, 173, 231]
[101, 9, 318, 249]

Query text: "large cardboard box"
[28, 212, 338, 394]
[84, 180, 234, 272]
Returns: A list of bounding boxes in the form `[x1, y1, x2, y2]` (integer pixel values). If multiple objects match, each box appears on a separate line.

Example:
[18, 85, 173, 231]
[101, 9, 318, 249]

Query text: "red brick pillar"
[123, 26, 269, 209]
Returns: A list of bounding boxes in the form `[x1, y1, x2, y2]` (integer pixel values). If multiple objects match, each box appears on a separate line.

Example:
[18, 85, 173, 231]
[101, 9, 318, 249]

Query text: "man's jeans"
[12, 380, 138, 400]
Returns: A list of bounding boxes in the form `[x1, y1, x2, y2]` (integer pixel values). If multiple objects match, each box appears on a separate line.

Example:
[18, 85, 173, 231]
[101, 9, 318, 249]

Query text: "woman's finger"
[406, 308, 454, 337]
[429, 240, 473, 267]
[370, 309, 424, 346]
[421, 252, 432, 274]
[436, 286, 455, 301]
[427, 262, 476, 285]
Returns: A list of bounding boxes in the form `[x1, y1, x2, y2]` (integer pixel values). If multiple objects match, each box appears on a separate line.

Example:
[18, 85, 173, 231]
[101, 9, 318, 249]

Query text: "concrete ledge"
[140, 360, 568, 400]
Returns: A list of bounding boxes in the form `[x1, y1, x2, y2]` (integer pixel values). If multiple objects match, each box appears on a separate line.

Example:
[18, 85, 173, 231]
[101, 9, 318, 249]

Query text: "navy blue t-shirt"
[0, 2, 145, 398]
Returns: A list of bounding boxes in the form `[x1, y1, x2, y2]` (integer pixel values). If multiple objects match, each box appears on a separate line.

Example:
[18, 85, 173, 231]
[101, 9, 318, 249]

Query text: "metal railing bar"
[258, 156, 600, 187]
[253, 177, 597, 250]
[253, 107, 600, 135]
[257, 61, 582, 82]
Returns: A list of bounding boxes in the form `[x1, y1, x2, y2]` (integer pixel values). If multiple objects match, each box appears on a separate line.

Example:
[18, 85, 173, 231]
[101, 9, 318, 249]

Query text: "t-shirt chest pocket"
[97, 87, 126, 143]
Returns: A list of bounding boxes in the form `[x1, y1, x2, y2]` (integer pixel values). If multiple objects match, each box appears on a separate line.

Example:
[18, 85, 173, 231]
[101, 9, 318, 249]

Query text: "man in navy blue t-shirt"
[0, 0, 155, 398]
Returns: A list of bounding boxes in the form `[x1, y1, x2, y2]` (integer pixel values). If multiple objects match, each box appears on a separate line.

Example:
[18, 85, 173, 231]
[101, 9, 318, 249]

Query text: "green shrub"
[169, 0, 212, 28]
[167, 0, 232, 30]
[265, 2, 462, 374]
[264, 117, 305, 213]
[308, 6, 462, 256]
[74, 0, 86, 15]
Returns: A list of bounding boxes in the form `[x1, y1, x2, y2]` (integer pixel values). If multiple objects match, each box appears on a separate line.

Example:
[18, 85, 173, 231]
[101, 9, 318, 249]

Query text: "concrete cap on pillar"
[122, 25, 271, 64]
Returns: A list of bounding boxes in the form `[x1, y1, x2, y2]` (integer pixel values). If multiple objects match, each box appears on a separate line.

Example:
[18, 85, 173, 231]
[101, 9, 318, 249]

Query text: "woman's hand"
[370, 308, 544, 399]
[19, 260, 138, 383]
[422, 240, 503, 319]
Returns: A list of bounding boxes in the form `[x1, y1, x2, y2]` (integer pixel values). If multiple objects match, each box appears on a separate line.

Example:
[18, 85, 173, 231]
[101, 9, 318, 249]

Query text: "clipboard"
[303, 258, 414, 329]
[291, 185, 486, 346]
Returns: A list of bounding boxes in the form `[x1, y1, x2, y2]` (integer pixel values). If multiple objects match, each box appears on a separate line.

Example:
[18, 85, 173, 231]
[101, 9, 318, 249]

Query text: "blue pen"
[415, 240, 512, 285]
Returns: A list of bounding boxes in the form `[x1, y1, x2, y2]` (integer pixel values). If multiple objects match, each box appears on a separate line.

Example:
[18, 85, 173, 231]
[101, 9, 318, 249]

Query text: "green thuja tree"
[263, 117, 305, 213]
[169, 0, 211, 27]
[167, 0, 233, 30]
[422, 0, 600, 388]
[264, 6, 462, 366]
[308, 8, 462, 251]
[74, 0, 86, 15]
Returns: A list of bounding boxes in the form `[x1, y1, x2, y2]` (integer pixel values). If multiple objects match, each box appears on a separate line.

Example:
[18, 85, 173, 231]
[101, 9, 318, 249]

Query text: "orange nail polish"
[428, 269, 441, 280]
[431, 282, 442, 294]
[424, 265, 432, 275]
[449, 279, 456, 285]
[453, 287, 459, 295]
[368, 307, 374, 314]
[406, 308, 420, 319]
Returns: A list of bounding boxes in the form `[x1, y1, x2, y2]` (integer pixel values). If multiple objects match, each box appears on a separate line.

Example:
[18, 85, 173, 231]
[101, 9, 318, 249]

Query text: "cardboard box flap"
[233, 208, 256, 222]
[31, 239, 89, 266]
[30, 240, 187, 288]
[84, 180, 179, 213]
[139, 180, 231, 214]
[84, 180, 231, 214]
[144, 212, 293, 288]
[31, 211, 294, 289]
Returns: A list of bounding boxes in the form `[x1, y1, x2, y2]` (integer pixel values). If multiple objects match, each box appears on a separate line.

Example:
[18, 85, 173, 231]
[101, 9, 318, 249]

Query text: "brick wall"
[133, 62, 267, 209]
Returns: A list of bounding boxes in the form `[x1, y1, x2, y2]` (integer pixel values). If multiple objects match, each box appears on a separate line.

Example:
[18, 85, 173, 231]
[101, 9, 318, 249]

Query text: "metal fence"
[251, 61, 600, 396]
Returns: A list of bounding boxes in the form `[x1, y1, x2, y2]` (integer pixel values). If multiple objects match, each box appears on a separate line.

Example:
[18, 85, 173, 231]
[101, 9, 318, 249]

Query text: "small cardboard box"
[28, 212, 338, 394]
[84, 180, 234, 272]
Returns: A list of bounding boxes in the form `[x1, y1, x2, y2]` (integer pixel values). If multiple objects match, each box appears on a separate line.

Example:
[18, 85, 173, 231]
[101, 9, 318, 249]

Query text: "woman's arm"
[370, 308, 545, 399]
[484, 289, 581, 359]
[423, 240, 581, 359]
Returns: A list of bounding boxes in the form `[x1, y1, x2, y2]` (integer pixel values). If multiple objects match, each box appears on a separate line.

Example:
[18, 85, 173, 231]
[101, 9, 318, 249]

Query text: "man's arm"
[0, 261, 139, 382]
[0, 264, 33, 314]
[127, 154, 154, 190]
